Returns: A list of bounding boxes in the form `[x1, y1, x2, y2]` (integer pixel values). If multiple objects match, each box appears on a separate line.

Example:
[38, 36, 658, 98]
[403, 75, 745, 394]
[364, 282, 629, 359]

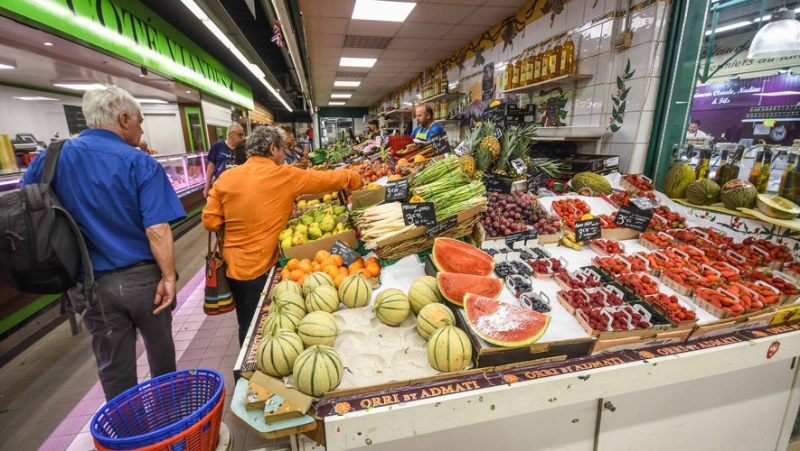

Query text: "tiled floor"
[0, 224, 291, 451]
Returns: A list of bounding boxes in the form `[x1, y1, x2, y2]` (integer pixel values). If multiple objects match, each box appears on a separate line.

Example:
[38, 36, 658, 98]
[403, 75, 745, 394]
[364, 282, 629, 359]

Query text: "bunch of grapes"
[481, 192, 545, 237]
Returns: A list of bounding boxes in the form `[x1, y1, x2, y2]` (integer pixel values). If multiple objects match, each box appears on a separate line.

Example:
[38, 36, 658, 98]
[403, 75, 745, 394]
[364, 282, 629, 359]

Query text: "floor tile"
[66, 432, 96, 451]
[199, 356, 223, 369]
[204, 345, 228, 359]
[187, 336, 214, 350]
[180, 348, 207, 361]
[177, 359, 201, 371]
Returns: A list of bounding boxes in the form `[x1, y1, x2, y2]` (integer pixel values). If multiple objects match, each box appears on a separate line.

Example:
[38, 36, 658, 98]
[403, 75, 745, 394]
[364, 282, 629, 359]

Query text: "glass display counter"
[154, 152, 207, 196]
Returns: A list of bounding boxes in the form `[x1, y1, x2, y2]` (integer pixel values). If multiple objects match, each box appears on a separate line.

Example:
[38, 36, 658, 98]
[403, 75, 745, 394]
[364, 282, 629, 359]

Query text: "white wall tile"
[610, 111, 641, 144]
[572, 114, 593, 126]
[593, 84, 609, 115]
[550, 9, 567, 33]
[578, 55, 599, 80]
[630, 7, 656, 47]
[579, 24, 602, 60]
[627, 142, 650, 174]
[566, 0, 585, 30]
[636, 111, 656, 144]
[643, 76, 661, 111]
[626, 42, 654, 79]
[595, 49, 612, 85]
[651, 42, 666, 78]
[599, 19, 616, 55]
[656, 4, 671, 42]
[606, 0, 621, 15]
[584, 0, 603, 23]
[574, 86, 595, 116]
[621, 78, 647, 113]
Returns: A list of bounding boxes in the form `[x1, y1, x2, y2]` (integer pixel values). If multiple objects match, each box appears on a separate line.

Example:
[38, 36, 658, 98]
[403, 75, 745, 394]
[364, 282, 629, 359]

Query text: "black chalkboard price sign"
[483, 173, 513, 194]
[614, 205, 653, 232]
[431, 132, 451, 156]
[384, 178, 408, 202]
[505, 228, 538, 248]
[526, 172, 547, 192]
[575, 218, 602, 242]
[401, 202, 436, 226]
[329, 240, 360, 267]
[482, 104, 505, 127]
[630, 197, 659, 211]
[425, 215, 458, 239]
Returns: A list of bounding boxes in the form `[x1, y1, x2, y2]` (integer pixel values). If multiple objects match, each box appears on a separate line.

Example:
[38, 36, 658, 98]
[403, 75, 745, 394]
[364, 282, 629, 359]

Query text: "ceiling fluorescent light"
[335, 81, 361, 87]
[180, 0, 292, 112]
[340, 57, 377, 68]
[706, 21, 751, 35]
[0, 63, 15, 70]
[0, 59, 16, 69]
[135, 98, 169, 104]
[14, 96, 58, 101]
[53, 83, 107, 91]
[352, 0, 416, 22]
[331, 93, 352, 98]
[329, 101, 347, 106]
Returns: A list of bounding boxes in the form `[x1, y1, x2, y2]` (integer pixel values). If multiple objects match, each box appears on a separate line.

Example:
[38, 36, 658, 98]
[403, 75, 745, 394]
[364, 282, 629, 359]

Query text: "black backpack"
[0, 141, 95, 313]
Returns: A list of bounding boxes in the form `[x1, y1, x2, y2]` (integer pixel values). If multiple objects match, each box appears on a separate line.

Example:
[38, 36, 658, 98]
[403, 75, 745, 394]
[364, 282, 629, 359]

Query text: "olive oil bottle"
[780, 157, 800, 204]
[719, 145, 745, 186]
[542, 46, 553, 81]
[779, 152, 797, 195]
[561, 37, 575, 75]
[520, 54, 529, 86]
[504, 60, 514, 91]
[526, 52, 535, 85]
[695, 148, 711, 180]
[713, 148, 730, 185]
[756, 147, 773, 193]
[551, 41, 562, 77]
[748, 150, 764, 187]
[512, 58, 522, 88]
[533, 51, 543, 83]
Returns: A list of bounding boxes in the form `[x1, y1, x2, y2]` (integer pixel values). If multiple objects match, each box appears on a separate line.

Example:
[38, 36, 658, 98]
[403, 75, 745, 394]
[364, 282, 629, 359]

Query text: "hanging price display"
[482, 173, 513, 194]
[431, 133, 452, 156]
[401, 202, 436, 226]
[384, 178, 409, 202]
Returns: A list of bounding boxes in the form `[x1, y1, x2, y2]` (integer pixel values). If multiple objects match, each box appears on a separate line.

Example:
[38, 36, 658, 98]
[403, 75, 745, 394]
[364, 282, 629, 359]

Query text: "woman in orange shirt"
[203, 126, 362, 345]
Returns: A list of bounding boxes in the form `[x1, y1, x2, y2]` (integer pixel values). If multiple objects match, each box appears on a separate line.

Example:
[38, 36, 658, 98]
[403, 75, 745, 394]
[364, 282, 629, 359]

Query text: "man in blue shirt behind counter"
[412, 104, 444, 143]
[23, 85, 186, 401]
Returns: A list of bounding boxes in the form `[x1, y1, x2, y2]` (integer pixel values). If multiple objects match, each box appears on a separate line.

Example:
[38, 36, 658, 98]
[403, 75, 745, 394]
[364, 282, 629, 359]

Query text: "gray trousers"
[70, 262, 176, 401]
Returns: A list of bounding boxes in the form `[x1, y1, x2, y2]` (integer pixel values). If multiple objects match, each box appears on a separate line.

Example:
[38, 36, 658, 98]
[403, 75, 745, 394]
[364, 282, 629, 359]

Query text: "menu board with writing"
[575, 218, 602, 242]
[526, 172, 547, 192]
[505, 228, 538, 248]
[431, 133, 451, 156]
[482, 64, 494, 101]
[483, 173, 513, 194]
[424, 216, 458, 239]
[401, 202, 436, 226]
[329, 240, 360, 267]
[614, 205, 653, 232]
[64, 105, 88, 135]
[384, 178, 409, 202]
[482, 104, 505, 127]
[630, 197, 659, 211]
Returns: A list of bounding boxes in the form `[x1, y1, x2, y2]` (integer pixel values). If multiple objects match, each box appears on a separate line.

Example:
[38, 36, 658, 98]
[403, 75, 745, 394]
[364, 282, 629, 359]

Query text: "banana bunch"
[561, 229, 582, 251]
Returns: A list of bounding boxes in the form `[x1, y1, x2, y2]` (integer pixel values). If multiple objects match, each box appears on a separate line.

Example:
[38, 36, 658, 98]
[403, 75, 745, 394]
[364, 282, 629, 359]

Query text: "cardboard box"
[590, 328, 692, 355]
[280, 229, 358, 262]
[601, 228, 640, 241]
[351, 187, 386, 209]
[688, 308, 778, 340]
[250, 370, 314, 424]
[371, 205, 484, 249]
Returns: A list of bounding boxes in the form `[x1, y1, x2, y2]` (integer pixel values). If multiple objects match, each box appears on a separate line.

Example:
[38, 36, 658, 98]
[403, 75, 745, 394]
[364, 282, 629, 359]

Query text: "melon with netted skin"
[427, 325, 472, 372]
[292, 345, 343, 396]
[408, 276, 443, 314]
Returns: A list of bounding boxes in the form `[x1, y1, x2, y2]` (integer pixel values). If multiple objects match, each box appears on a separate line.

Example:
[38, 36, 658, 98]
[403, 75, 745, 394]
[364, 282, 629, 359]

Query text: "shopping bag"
[204, 230, 235, 315]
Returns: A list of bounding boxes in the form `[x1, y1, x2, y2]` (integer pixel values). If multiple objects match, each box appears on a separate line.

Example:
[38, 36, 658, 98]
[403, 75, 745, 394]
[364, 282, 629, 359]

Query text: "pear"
[307, 199, 320, 206]
[333, 206, 347, 216]
[335, 222, 344, 232]
[310, 222, 320, 229]
[279, 229, 293, 241]
[303, 209, 315, 217]
[323, 194, 333, 203]
[297, 200, 307, 208]
[300, 215, 314, 226]
[322, 232, 332, 238]
[281, 236, 293, 249]
[295, 224, 308, 235]
[320, 214, 335, 232]
[308, 225, 323, 241]
[292, 234, 307, 246]
[313, 213, 326, 223]
[332, 192, 339, 200]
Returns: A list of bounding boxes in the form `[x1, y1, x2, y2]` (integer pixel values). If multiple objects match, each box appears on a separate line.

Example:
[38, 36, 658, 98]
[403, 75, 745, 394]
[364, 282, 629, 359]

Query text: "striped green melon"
[408, 276, 442, 314]
[293, 345, 343, 396]
[303, 272, 335, 296]
[262, 304, 303, 334]
[427, 325, 472, 372]
[297, 311, 338, 347]
[373, 289, 410, 326]
[256, 327, 304, 377]
[272, 292, 306, 317]
[272, 279, 303, 299]
[663, 163, 696, 199]
[339, 274, 372, 309]
[305, 285, 340, 313]
[417, 303, 455, 340]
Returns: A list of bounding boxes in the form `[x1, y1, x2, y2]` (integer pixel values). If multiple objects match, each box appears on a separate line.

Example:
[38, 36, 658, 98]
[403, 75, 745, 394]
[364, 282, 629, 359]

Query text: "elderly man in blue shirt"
[23, 85, 185, 401]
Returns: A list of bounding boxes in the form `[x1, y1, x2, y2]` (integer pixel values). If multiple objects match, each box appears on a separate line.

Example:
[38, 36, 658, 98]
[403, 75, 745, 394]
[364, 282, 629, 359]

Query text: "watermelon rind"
[463, 294, 550, 347]
[432, 237, 496, 276]
[437, 273, 503, 306]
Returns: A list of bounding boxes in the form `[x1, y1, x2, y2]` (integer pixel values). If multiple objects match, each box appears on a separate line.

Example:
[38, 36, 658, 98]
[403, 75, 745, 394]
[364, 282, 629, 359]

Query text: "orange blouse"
[202, 157, 361, 280]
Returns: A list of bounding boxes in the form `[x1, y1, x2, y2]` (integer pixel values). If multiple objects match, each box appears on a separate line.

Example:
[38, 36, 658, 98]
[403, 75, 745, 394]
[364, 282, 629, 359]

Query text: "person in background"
[305, 128, 314, 149]
[138, 140, 157, 155]
[203, 123, 245, 198]
[687, 119, 707, 138]
[279, 124, 305, 165]
[233, 141, 248, 166]
[413, 105, 444, 142]
[22, 85, 185, 401]
[202, 126, 362, 345]
[367, 120, 381, 140]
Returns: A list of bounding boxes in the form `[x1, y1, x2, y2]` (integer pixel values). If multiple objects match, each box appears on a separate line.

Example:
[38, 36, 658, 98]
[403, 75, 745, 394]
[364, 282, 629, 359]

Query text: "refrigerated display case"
[154, 152, 207, 196]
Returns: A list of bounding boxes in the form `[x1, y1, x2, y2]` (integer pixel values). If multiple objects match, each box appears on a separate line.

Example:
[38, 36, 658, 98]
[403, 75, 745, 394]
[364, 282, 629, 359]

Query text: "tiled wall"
[399, 0, 671, 173]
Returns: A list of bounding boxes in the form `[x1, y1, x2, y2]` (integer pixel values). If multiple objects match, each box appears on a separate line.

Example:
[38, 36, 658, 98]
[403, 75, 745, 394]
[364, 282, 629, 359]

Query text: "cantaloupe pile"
[281, 250, 381, 288]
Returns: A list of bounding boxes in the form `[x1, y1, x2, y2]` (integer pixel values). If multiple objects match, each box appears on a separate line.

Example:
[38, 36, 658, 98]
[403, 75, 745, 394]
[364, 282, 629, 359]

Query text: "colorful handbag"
[204, 230, 235, 315]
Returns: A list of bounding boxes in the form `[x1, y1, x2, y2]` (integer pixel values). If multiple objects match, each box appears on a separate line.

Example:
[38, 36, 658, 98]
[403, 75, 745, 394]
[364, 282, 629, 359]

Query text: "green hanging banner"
[0, 0, 254, 110]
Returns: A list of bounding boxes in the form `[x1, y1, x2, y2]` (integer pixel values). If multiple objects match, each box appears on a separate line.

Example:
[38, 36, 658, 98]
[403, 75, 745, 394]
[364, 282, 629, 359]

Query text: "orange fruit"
[312, 262, 322, 272]
[299, 274, 308, 286]
[355, 257, 365, 267]
[299, 260, 313, 273]
[334, 273, 346, 288]
[281, 268, 290, 280]
[290, 269, 304, 282]
[286, 259, 300, 271]
[347, 262, 361, 274]
[324, 264, 339, 279]
[314, 250, 330, 264]
[365, 257, 379, 267]
[356, 268, 372, 279]
[330, 255, 344, 267]
[338, 267, 350, 277]
[366, 263, 380, 277]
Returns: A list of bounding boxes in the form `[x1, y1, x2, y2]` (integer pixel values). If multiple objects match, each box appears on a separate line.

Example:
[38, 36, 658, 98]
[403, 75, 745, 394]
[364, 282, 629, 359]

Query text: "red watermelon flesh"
[464, 294, 550, 347]
[432, 237, 495, 276]
[437, 273, 503, 306]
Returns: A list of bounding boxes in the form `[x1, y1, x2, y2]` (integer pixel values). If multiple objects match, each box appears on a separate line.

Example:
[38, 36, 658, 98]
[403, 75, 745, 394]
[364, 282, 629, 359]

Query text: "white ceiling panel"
[299, 0, 528, 106]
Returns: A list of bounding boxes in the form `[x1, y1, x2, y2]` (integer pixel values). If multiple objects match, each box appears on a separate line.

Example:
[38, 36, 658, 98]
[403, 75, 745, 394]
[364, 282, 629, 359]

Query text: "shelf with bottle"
[422, 92, 465, 104]
[533, 126, 606, 141]
[502, 36, 581, 94]
[384, 109, 412, 116]
[503, 74, 593, 95]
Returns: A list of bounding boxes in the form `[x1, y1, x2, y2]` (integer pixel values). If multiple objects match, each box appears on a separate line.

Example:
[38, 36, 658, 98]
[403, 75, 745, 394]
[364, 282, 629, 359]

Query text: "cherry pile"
[532, 215, 562, 235]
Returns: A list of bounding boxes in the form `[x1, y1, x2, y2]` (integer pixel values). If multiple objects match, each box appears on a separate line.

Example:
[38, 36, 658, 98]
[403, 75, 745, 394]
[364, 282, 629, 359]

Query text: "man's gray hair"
[82, 85, 141, 128]
[227, 123, 243, 136]
[246, 126, 283, 158]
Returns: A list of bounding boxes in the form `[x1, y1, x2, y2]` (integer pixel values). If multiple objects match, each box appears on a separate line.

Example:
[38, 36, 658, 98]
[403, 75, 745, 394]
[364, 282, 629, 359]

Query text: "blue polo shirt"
[208, 140, 235, 182]
[22, 129, 185, 277]
[412, 123, 444, 142]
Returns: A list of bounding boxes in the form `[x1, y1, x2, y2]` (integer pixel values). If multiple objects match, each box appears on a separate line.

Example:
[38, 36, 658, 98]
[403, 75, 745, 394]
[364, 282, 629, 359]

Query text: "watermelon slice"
[464, 294, 550, 347]
[437, 273, 503, 306]
[432, 237, 495, 276]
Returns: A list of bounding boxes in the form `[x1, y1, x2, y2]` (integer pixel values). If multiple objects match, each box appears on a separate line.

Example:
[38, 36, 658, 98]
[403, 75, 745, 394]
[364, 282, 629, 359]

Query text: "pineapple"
[474, 136, 492, 182]
[479, 122, 501, 162]
[459, 127, 482, 177]
[495, 128, 515, 175]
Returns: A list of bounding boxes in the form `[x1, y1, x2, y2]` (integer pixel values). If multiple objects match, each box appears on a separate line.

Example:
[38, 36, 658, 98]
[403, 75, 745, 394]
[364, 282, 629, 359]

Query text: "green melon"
[256, 327, 304, 377]
[339, 274, 372, 309]
[685, 179, 720, 206]
[417, 303, 455, 340]
[305, 285, 340, 313]
[663, 164, 696, 199]
[293, 345, 343, 396]
[571, 172, 611, 195]
[272, 292, 306, 317]
[408, 276, 443, 314]
[427, 325, 472, 372]
[262, 303, 303, 334]
[373, 289, 410, 326]
[297, 311, 338, 347]
[720, 179, 757, 210]
[303, 272, 335, 296]
[272, 279, 303, 299]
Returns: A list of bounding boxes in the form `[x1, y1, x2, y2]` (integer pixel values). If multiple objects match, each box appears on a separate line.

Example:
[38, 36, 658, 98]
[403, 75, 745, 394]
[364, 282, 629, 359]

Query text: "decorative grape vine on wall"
[608, 59, 634, 133]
